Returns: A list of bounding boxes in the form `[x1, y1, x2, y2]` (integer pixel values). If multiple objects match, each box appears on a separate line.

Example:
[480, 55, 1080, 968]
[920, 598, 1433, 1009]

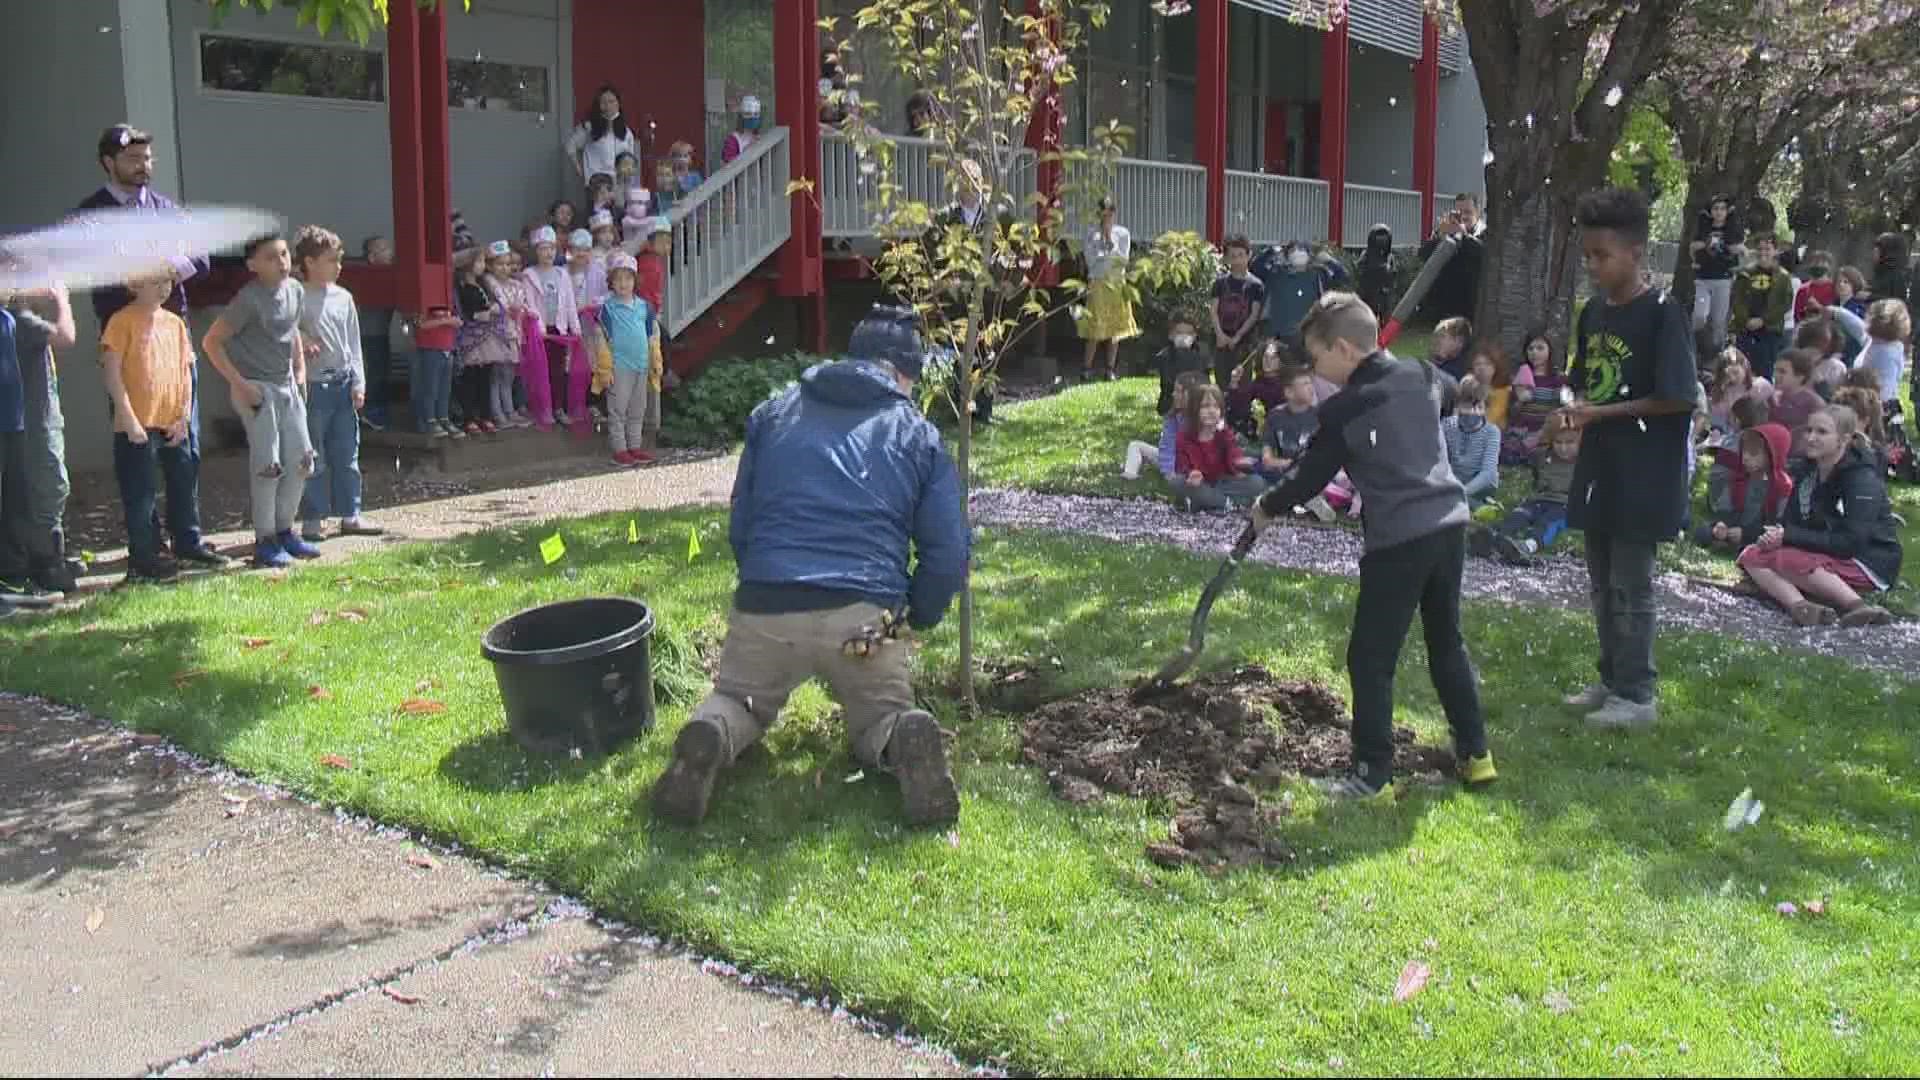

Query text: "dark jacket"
[1356, 224, 1397, 317]
[75, 186, 207, 325]
[1416, 224, 1484, 323]
[1259, 352, 1469, 551]
[730, 360, 970, 629]
[1782, 441, 1902, 587]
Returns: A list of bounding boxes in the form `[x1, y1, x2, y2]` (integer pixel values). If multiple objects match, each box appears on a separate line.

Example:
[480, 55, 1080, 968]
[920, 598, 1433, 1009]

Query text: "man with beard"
[75, 124, 229, 572]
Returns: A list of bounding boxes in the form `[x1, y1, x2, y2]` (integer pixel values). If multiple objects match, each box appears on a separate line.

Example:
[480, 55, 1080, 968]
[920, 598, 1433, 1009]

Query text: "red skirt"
[1737, 544, 1880, 592]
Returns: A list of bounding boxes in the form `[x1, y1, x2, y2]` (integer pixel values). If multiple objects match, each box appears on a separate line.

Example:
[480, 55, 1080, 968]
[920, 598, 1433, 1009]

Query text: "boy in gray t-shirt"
[203, 233, 318, 569]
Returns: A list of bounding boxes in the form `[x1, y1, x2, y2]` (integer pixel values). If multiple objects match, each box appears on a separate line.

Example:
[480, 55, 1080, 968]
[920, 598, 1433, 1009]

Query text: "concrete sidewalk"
[7, 455, 978, 1076]
[0, 696, 969, 1077]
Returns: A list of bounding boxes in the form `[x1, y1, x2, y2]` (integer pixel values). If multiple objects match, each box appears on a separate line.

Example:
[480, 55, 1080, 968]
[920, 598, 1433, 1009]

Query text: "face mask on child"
[1172, 333, 1195, 349]
[1290, 249, 1310, 270]
[1458, 415, 1486, 434]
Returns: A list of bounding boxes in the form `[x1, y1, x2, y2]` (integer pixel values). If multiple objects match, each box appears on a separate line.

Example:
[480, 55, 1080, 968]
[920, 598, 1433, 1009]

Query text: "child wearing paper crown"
[567, 228, 614, 419]
[520, 225, 587, 428]
[722, 96, 763, 164]
[601, 252, 661, 465]
[621, 188, 653, 255]
[588, 209, 619, 262]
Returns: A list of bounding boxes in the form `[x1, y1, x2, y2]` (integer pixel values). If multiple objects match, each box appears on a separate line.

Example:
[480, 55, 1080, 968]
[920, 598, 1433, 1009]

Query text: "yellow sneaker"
[1461, 752, 1498, 786]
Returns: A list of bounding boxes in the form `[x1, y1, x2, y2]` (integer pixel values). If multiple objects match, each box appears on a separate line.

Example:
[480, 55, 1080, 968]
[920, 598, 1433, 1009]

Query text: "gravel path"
[970, 488, 1920, 681]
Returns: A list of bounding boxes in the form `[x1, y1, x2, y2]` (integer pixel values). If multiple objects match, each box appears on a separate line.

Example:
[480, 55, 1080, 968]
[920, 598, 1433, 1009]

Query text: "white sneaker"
[1562, 684, 1611, 709]
[1586, 695, 1657, 730]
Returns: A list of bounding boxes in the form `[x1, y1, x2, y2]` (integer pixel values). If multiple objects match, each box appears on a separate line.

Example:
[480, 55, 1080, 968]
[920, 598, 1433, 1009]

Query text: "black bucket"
[481, 597, 657, 756]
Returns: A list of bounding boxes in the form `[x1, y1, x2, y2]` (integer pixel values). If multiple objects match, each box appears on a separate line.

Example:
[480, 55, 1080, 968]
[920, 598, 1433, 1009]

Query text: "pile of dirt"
[1019, 666, 1454, 870]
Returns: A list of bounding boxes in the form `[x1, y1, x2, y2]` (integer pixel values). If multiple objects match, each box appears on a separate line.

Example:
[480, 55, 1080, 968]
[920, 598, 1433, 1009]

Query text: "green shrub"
[660, 351, 819, 448]
[1128, 231, 1225, 341]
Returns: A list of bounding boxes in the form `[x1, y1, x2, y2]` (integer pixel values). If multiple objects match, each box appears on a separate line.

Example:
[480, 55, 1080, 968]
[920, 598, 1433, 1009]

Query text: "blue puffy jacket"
[730, 359, 970, 629]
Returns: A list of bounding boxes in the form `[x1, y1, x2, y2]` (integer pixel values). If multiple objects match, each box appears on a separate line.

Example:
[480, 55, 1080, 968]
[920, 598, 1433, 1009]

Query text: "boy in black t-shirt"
[1209, 234, 1266, 390]
[1555, 188, 1698, 730]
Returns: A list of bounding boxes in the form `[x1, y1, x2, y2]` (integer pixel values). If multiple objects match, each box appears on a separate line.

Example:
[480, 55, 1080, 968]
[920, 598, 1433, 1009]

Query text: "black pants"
[1584, 530, 1657, 704]
[1348, 524, 1486, 780]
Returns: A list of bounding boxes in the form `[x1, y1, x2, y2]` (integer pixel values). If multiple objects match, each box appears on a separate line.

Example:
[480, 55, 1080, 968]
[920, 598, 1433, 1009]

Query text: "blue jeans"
[410, 348, 452, 431]
[301, 378, 362, 523]
[113, 431, 204, 565]
[361, 335, 392, 425]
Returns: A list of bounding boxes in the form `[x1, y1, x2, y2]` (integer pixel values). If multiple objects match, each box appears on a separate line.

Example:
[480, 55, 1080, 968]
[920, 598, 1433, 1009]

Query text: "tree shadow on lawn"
[0, 611, 293, 891]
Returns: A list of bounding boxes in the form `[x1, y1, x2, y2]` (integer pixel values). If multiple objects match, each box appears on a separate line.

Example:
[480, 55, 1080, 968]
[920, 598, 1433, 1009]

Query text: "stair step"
[364, 423, 609, 475]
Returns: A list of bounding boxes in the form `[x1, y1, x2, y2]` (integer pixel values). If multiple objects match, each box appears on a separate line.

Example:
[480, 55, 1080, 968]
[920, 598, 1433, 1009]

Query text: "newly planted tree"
[820, 0, 1211, 708]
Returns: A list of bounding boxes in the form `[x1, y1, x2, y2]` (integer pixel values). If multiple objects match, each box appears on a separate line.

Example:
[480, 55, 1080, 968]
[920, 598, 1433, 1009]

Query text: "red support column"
[417, 3, 452, 309]
[386, 2, 426, 314]
[1318, 15, 1350, 247]
[1196, 0, 1228, 244]
[775, 0, 824, 320]
[1024, 0, 1063, 284]
[384, 3, 451, 314]
[1414, 17, 1440, 238]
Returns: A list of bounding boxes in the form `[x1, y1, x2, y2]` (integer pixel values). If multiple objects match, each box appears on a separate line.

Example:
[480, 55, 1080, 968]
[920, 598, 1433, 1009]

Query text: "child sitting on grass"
[1737, 405, 1902, 627]
[1226, 339, 1287, 442]
[1124, 371, 1206, 480]
[1171, 383, 1263, 512]
[1258, 363, 1337, 521]
[1430, 316, 1472, 380]
[1694, 422, 1791, 552]
[1772, 348, 1825, 459]
[1153, 316, 1208, 417]
[1707, 345, 1772, 435]
[1503, 329, 1566, 462]
[1468, 342, 1523, 429]
[1473, 423, 1582, 564]
[1442, 375, 1500, 508]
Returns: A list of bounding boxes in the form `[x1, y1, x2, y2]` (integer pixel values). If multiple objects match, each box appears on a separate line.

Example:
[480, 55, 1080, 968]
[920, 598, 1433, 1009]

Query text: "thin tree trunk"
[956, 294, 981, 716]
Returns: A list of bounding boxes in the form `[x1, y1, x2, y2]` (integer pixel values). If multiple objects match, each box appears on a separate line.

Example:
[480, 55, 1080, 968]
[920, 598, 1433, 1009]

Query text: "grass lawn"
[3, 510, 1918, 1074]
[971, 370, 1920, 612]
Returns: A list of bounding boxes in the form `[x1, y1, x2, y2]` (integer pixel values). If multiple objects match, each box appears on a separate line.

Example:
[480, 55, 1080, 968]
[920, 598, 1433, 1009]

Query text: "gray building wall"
[1434, 56, 1489, 203]
[1344, 43, 1416, 190]
[0, 0, 180, 473]
[8, 0, 573, 474]
[170, 0, 571, 250]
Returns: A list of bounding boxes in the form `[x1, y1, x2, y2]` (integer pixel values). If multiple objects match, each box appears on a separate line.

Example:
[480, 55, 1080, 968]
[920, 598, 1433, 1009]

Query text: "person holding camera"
[1417, 193, 1486, 325]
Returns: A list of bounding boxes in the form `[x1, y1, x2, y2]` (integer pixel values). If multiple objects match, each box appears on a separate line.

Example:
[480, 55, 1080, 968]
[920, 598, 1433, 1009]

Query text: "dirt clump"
[1020, 666, 1454, 870]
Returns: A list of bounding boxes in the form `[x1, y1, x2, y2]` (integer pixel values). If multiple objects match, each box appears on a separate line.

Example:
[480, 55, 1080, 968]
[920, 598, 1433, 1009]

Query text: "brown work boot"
[887, 711, 960, 827]
[651, 721, 726, 825]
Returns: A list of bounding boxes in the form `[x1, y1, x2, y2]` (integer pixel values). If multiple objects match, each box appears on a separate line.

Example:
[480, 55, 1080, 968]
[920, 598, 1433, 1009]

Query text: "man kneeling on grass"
[652, 305, 970, 828]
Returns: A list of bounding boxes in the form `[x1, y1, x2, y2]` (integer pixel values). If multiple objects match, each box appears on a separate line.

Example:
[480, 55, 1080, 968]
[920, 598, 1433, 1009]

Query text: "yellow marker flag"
[540, 533, 566, 565]
[686, 526, 701, 563]
[628, 519, 640, 544]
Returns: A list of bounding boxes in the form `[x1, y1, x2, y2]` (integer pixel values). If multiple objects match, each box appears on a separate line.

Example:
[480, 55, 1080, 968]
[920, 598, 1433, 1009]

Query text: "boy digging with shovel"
[1248, 291, 1495, 800]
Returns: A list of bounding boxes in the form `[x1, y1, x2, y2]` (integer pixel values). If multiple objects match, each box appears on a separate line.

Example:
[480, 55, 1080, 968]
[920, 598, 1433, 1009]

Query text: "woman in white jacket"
[566, 85, 639, 199]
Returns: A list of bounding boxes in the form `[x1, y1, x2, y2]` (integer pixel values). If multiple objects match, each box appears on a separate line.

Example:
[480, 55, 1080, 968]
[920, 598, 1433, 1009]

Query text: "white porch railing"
[1060, 157, 1209, 245]
[664, 126, 792, 339]
[1342, 183, 1423, 251]
[1224, 170, 1329, 247]
[820, 132, 1037, 238]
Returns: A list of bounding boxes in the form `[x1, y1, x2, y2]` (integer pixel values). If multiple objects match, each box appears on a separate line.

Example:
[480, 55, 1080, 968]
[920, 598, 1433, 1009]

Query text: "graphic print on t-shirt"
[1579, 326, 1630, 403]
